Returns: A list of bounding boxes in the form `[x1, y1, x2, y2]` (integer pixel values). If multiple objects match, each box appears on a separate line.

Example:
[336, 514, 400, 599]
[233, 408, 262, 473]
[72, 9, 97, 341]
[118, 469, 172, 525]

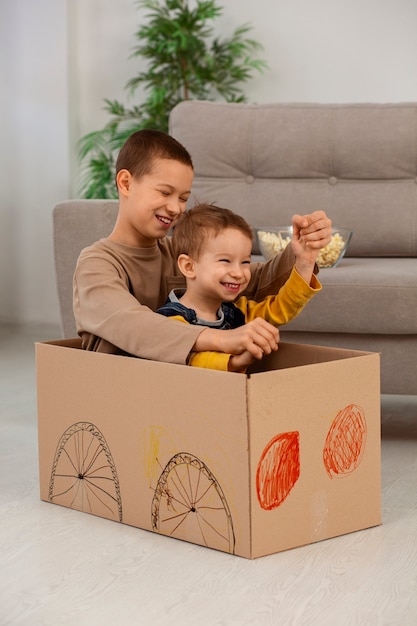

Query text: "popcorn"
[317, 232, 346, 267]
[257, 230, 291, 257]
[257, 230, 348, 268]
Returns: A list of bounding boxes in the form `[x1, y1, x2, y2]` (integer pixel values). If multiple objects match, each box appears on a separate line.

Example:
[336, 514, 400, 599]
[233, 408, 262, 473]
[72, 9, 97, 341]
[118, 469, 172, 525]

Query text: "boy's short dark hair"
[115, 129, 194, 181]
[173, 204, 253, 259]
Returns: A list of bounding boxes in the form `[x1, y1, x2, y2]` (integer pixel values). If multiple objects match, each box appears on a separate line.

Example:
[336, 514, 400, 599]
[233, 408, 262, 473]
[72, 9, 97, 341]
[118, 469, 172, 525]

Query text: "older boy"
[157, 204, 322, 372]
[73, 130, 332, 365]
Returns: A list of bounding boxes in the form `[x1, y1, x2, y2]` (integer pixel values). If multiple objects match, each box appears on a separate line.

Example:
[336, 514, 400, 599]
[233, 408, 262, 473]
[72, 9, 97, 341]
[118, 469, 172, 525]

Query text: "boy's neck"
[178, 289, 221, 322]
[109, 222, 157, 248]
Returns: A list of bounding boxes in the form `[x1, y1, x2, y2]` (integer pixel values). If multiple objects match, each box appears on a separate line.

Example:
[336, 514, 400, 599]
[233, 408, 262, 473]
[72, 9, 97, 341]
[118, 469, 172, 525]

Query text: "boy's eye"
[180, 197, 189, 203]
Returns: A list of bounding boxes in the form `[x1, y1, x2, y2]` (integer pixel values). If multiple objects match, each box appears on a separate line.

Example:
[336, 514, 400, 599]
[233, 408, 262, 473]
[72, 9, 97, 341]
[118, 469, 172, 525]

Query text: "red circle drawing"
[256, 431, 300, 511]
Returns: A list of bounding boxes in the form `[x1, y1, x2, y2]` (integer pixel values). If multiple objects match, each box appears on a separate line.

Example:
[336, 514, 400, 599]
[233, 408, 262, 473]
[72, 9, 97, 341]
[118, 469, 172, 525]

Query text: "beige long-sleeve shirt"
[73, 236, 302, 364]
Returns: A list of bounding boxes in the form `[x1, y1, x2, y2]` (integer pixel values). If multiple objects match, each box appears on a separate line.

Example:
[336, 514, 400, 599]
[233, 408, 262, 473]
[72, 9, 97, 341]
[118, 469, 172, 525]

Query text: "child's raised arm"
[291, 211, 332, 284]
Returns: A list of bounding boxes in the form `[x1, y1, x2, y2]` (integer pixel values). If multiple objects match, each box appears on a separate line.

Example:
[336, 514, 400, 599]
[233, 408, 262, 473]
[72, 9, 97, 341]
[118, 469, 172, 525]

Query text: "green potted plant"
[78, 0, 268, 199]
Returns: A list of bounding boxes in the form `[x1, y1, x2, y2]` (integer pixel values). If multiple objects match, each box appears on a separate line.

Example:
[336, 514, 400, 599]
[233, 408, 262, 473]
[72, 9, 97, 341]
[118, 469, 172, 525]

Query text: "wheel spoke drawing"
[49, 421, 122, 522]
[151, 452, 235, 554]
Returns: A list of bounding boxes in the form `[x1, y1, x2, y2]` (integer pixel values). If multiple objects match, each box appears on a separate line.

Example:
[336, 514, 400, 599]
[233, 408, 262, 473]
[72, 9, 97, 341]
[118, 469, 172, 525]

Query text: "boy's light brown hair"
[115, 129, 193, 182]
[173, 204, 253, 259]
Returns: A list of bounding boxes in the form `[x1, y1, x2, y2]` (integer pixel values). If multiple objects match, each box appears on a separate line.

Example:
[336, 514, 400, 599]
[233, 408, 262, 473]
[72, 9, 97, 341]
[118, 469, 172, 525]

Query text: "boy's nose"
[167, 198, 182, 216]
[230, 264, 244, 278]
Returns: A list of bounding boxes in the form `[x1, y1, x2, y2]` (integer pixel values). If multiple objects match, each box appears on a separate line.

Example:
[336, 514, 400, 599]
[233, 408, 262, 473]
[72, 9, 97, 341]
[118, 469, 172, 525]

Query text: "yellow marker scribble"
[141, 425, 164, 486]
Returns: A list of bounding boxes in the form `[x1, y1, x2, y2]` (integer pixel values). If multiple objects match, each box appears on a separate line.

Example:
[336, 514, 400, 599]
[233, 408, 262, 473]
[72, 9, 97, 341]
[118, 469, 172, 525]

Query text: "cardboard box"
[36, 339, 381, 559]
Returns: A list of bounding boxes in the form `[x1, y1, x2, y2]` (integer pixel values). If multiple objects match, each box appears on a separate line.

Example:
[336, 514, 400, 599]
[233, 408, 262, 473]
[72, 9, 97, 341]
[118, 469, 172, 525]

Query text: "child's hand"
[221, 318, 279, 359]
[292, 211, 332, 252]
[228, 350, 256, 373]
[195, 318, 279, 360]
[291, 211, 332, 281]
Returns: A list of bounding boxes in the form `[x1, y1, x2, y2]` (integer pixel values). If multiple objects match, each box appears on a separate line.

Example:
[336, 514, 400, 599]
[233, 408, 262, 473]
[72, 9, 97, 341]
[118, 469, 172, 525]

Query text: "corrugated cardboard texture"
[247, 349, 381, 558]
[36, 340, 381, 559]
[37, 342, 250, 557]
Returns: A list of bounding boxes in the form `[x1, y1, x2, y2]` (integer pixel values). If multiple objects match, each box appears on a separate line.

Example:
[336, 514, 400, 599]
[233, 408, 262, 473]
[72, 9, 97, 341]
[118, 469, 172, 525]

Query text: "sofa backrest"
[169, 101, 417, 257]
[53, 199, 118, 337]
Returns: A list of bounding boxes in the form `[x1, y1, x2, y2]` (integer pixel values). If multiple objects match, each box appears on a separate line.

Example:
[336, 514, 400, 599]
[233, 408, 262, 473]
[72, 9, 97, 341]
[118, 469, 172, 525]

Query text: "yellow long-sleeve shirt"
[164, 266, 321, 371]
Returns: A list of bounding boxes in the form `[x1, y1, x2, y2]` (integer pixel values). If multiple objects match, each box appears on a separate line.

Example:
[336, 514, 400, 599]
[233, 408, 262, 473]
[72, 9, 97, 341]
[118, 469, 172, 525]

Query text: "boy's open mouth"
[156, 215, 173, 227]
[222, 282, 241, 291]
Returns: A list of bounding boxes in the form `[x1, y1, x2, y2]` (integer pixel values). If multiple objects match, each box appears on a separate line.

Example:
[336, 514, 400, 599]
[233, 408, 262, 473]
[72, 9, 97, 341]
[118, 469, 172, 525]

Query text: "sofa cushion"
[169, 101, 417, 257]
[282, 258, 417, 334]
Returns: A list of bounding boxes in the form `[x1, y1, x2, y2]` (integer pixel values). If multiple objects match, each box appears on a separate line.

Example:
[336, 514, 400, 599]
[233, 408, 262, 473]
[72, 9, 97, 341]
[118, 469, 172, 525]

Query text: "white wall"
[2, 0, 417, 328]
[0, 0, 69, 328]
[221, 0, 417, 103]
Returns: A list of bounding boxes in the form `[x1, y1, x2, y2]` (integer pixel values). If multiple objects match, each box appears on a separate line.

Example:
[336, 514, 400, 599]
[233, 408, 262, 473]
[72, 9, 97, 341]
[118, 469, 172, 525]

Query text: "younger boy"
[157, 204, 321, 372]
[73, 129, 332, 365]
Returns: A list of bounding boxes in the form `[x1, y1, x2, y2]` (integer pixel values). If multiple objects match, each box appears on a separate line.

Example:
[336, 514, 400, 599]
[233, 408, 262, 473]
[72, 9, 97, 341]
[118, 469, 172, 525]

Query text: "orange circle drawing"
[323, 404, 367, 479]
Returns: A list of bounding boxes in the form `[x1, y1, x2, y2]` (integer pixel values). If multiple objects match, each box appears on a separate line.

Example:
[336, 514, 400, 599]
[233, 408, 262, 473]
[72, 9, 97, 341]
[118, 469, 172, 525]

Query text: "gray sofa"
[168, 101, 417, 395]
[53, 101, 417, 395]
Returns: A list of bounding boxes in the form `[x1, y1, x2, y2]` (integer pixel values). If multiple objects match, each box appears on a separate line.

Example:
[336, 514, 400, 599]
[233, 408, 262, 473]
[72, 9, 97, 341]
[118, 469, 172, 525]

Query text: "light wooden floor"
[1, 324, 417, 626]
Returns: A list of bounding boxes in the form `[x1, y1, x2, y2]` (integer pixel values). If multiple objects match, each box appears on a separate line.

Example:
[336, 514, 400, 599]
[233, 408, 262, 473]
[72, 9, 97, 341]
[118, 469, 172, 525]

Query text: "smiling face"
[178, 227, 253, 319]
[111, 158, 194, 247]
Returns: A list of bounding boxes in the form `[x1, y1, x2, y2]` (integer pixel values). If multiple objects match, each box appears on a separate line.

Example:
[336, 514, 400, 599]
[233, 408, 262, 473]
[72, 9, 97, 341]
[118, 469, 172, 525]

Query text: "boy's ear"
[116, 169, 131, 195]
[177, 254, 196, 278]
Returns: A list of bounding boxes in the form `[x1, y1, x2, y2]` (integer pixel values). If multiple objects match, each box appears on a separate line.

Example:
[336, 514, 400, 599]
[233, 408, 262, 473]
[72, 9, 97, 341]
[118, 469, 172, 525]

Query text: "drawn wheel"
[49, 421, 122, 521]
[151, 452, 235, 554]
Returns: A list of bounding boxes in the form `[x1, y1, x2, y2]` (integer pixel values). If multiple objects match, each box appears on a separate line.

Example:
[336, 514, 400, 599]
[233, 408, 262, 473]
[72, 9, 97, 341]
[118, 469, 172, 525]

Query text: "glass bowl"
[255, 226, 353, 268]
